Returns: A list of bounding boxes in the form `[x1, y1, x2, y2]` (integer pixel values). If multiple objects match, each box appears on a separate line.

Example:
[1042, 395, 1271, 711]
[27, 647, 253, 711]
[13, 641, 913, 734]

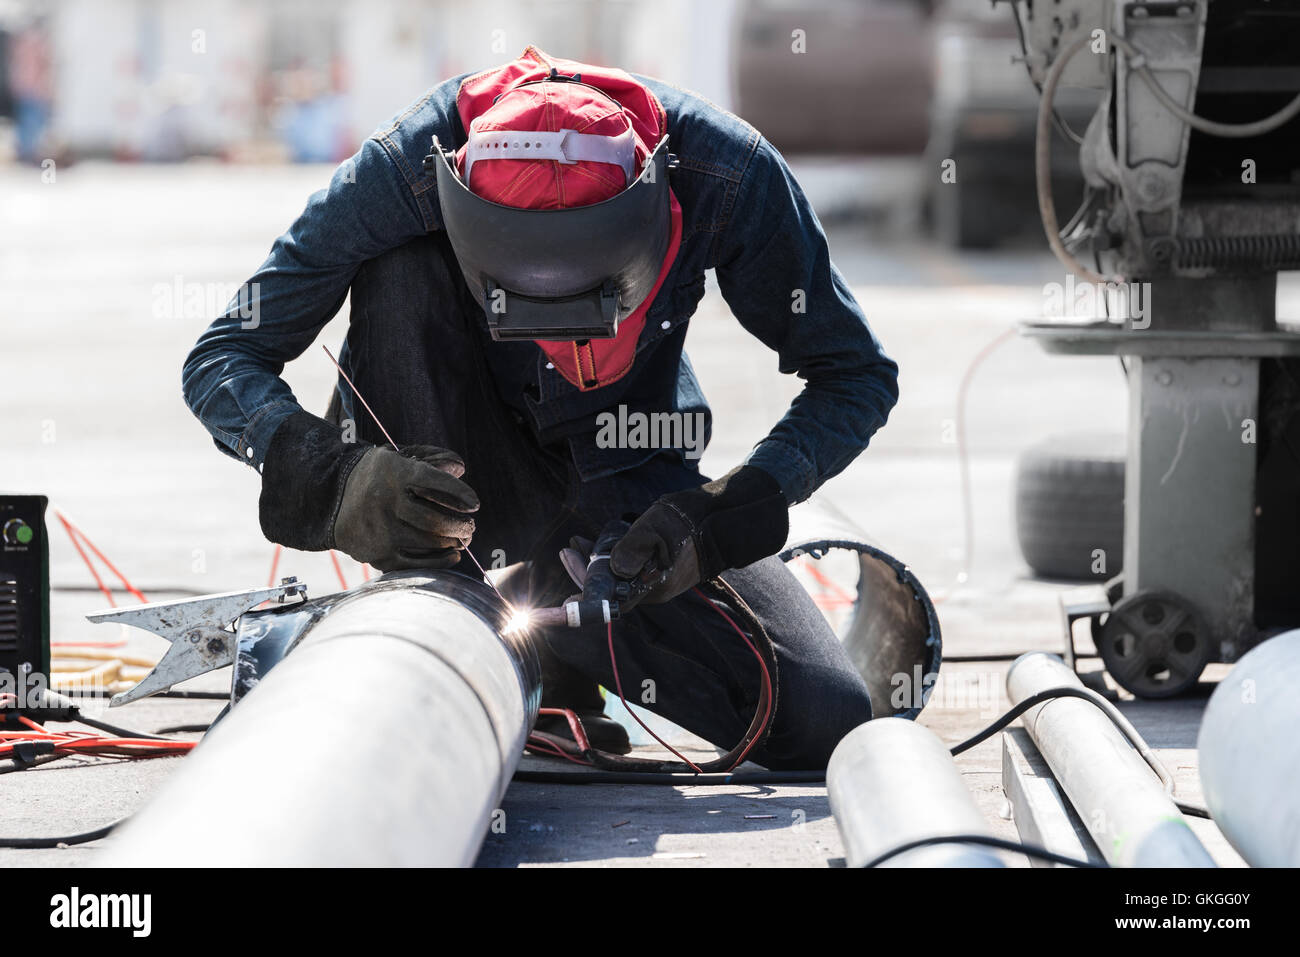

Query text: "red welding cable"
[525, 735, 592, 766]
[606, 620, 703, 773]
[55, 512, 116, 607]
[54, 510, 148, 604]
[537, 707, 593, 753]
[328, 550, 349, 590]
[267, 544, 283, 586]
[694, 589, 774, 771]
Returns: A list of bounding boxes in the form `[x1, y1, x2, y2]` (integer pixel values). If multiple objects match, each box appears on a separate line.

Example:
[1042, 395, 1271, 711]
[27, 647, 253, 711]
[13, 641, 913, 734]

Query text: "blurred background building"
[0, 0, 736, 163]
[0, 0, 1086, 247]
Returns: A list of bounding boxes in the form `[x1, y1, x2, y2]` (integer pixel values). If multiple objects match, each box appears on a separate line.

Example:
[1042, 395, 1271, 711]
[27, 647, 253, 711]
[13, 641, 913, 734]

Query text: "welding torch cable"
[604, 619, 703, 773]
[528, 581, 776, 775]
[525, 734, 594, 767]
[692, 587, 774, 770]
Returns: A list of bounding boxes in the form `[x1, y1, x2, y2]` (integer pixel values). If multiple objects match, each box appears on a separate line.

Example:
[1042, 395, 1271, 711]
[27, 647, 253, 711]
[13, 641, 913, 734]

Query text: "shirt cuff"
[745, 440, 816, 506]
[242, 400, 304, 470]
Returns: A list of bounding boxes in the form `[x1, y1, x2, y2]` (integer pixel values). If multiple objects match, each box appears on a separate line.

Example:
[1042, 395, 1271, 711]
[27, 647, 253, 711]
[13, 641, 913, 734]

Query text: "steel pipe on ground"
[827, 718, 1004, 867]
[1007, 653, 1214, 868]
[103, 573, 539, 866]
[1198, 629, 1300, 867]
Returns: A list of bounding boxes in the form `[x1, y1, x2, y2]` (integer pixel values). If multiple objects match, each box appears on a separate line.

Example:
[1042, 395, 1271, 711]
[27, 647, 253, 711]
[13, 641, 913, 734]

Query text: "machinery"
[1013, 0, 1300, 696]
[0, 495, 50, 714]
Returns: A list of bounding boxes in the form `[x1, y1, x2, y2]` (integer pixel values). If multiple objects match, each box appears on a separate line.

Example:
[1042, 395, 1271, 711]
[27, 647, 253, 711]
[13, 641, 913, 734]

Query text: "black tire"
[1015, 432, 1125, 581]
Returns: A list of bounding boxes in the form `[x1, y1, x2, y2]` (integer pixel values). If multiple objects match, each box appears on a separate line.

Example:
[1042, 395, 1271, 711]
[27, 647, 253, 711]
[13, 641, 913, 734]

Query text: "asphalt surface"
[4, 160, 1286, 866]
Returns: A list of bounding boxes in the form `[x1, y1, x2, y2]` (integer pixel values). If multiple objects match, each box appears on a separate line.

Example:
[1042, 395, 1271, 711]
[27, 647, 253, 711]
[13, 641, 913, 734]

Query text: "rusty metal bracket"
[86, 578, 307, 707]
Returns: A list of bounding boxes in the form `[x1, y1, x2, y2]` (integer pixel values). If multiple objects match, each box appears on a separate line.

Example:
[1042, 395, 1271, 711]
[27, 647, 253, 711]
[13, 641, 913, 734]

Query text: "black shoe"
[534, 710, 632, 755]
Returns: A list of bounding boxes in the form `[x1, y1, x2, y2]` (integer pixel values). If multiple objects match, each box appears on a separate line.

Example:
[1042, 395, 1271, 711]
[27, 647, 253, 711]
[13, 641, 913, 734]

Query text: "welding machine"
[0, 495, 51, 712]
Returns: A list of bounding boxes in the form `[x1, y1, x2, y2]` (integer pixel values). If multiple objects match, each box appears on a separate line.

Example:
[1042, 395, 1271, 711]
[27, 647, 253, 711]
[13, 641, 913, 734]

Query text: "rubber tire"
[1015, 432, 1125, 582]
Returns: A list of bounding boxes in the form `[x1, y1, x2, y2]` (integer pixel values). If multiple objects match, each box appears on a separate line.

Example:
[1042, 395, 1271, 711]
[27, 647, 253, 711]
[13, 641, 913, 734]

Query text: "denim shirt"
[181, 73, 899, 505]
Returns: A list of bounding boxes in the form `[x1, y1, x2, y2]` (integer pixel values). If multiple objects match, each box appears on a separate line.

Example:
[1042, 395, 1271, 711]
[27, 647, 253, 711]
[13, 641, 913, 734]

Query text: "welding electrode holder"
[556, 519, 650, 628]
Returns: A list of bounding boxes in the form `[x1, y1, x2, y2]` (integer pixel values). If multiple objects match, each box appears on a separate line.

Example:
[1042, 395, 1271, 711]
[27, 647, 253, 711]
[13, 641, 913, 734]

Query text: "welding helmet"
[424, 72, 676, 342]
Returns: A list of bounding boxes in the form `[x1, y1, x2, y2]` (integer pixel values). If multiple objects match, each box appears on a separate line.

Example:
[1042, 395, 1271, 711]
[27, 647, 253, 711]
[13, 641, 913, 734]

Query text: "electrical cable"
[64, 688, 230, 701]
[53, 509, 148, 605]
[859, 833, 1104, 869]
[0, 819, 124, 850]
[65, 715, 171, 742]
[1036, 33, 1114, 285]
[946, 685, 1173, 795]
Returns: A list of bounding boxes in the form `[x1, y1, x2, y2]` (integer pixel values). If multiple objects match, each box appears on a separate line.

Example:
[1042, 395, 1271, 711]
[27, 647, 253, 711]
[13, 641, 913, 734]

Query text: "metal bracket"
[1058, 585, 1111, 672]
[86, 578, 307, 707]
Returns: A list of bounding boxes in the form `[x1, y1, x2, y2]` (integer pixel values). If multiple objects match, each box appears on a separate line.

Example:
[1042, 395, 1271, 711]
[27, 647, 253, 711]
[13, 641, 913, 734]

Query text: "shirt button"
[661, 320, 671, 330]
[545, 362, 554, 370]
[245, 447, 254, 459]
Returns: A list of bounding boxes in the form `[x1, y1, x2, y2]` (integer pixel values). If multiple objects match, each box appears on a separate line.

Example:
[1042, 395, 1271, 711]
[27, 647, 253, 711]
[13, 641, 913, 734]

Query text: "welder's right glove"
[609, 465, 789, 608]
[259, 410, 478, 571]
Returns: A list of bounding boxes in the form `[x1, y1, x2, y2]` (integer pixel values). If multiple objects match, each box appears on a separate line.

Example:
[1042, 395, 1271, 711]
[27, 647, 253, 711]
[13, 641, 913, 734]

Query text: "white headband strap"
[464, 125, 637, 187]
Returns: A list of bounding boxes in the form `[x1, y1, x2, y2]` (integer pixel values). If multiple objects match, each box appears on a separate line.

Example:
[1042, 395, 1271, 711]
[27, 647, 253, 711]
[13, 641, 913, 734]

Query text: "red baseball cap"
[456, 78, 647, 210]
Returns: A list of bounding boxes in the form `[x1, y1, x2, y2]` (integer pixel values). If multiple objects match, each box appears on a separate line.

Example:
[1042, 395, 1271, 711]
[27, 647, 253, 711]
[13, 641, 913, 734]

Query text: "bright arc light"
[504, 609, 533, 634]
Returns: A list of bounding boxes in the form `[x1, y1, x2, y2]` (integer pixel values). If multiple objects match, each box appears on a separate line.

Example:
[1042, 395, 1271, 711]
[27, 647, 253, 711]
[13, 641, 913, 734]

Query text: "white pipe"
[1007, 653, 1214, 868]
[1198, 629, 1300, 866]
[103, 576, 538, 866]
[828, 718, 1004, 867]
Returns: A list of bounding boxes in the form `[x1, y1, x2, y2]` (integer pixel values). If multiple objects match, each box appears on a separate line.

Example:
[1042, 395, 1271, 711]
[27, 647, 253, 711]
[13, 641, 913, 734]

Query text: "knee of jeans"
[760, 680, 873, 771]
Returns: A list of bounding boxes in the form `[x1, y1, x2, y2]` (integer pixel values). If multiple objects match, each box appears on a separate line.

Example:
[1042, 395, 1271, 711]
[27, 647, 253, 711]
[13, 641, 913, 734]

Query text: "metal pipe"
[1006, 653, 1214, 868]
[103, 572, 539, 866]
[782, 497, 942, 720]
[827, 718, 1004, 867]
[1198, 628, 1300, 867]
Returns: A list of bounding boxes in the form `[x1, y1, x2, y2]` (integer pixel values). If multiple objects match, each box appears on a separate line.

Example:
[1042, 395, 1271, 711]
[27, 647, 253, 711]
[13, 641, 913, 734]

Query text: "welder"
[183, 48, 899, 769]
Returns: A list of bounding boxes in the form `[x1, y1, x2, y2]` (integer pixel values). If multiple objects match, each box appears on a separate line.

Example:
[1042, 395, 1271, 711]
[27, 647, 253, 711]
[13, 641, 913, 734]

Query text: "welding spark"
[503, 609, 533, 635]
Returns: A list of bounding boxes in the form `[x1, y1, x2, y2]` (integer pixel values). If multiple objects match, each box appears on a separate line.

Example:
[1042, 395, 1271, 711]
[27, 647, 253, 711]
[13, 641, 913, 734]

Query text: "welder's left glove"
[609, 465, 788, 607]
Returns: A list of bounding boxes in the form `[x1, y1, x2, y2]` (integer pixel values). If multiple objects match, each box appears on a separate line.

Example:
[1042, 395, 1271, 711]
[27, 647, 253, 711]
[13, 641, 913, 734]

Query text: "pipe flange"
[1098, 590, 1212, 697]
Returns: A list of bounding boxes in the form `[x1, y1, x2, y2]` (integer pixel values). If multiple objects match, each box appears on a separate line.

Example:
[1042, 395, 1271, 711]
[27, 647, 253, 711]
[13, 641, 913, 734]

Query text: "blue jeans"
[338, 235, 873, 769]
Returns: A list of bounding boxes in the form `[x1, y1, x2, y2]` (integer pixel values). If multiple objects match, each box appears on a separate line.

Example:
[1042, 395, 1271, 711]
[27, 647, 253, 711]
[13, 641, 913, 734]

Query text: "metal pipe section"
[1007, 653, 1214, 868]
[783, 497, 942, 720]
[827, 718, 1004, 867]
[103, 572, 539, 866]
[1198, 628, 1300, 867]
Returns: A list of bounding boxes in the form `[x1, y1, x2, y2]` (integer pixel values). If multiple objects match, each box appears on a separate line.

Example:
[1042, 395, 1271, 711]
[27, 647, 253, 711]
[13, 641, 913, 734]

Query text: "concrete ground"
[3, 160, 1289, 867]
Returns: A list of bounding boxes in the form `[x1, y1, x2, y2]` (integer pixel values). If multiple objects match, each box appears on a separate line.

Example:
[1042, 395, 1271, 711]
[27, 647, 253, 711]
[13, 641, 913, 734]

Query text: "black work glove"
[609, 465, 788, 608]
[259, 410, 479, 571]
